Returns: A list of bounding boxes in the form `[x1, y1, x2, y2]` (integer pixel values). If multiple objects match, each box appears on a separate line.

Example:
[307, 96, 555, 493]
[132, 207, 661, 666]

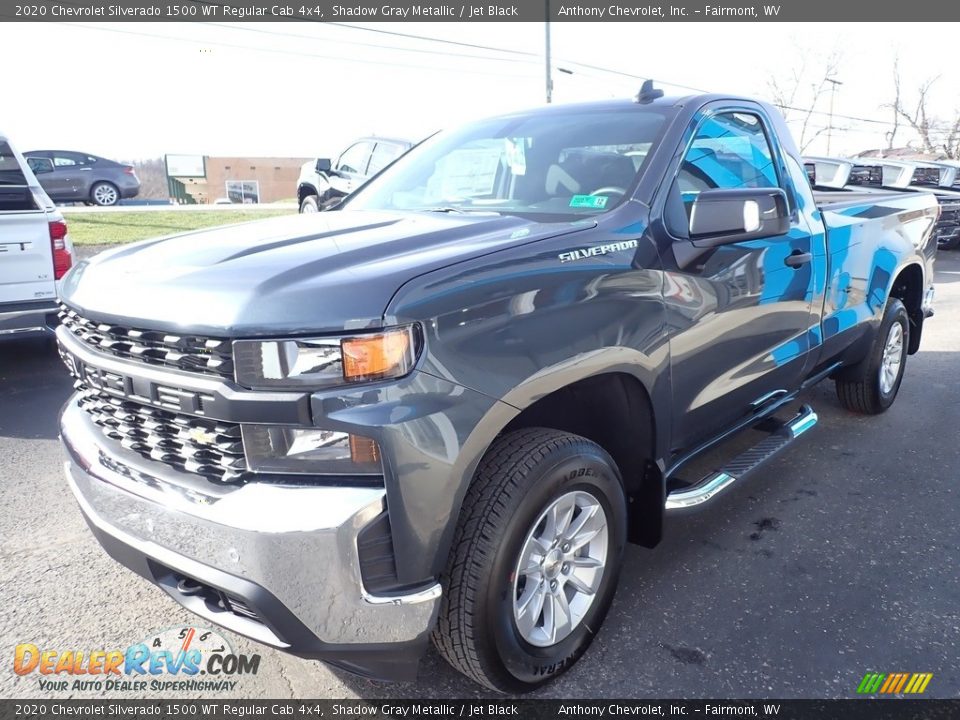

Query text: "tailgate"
[0, 209, 56, 305]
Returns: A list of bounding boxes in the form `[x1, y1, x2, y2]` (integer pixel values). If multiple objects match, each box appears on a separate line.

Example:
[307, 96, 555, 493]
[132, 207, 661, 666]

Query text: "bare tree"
[885, 58, 960, 159]
[766, 46, 842, 153]
[121, 158, 170, 200]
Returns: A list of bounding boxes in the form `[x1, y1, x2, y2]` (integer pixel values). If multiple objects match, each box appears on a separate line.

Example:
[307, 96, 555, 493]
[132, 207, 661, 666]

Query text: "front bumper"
[60, 398, 441, 681]
[0, 299, 58, 337]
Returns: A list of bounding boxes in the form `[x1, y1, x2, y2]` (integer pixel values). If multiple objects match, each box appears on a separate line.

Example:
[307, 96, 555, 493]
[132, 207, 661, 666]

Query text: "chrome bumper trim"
[61, 398, 440, 644]
[0, 326, 49, 336]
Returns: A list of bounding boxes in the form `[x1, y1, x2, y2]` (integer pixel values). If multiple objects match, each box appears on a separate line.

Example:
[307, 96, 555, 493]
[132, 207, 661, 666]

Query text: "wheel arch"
[437, 364, 667, 581]
[297, 182, 318, 204]
[887, 262, 924, 354]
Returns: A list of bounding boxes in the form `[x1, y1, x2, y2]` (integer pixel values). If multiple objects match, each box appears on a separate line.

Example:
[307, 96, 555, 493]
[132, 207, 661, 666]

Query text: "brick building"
[168, 156, 309, 204]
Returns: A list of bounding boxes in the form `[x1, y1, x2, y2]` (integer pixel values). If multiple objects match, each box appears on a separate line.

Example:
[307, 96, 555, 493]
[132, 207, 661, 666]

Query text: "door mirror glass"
[689, 188, 789, 247]
[27, 157, 54, 175]
[315, 158, 332, 173]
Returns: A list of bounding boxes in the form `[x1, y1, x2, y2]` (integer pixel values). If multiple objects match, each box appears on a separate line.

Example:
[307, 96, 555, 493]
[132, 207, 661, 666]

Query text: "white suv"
[0, 132, 74, 338]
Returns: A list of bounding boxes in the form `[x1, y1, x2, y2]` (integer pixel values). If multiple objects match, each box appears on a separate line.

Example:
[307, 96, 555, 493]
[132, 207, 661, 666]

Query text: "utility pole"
[544, 0, 553, 104]
[825, 77, 843, 155]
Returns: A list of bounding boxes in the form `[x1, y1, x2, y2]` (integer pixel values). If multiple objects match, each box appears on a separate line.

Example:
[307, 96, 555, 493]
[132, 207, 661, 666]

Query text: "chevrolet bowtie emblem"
[187, 427, 218, 446]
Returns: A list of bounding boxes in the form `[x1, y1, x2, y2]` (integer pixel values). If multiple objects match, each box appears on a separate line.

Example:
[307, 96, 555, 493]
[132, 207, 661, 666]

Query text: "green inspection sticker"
[569, 194, 608, 209]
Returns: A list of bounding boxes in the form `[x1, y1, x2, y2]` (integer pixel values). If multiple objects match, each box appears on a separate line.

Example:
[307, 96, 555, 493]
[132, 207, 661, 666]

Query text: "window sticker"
[503, 138, 527, 176]
[569, 194, 608, 209]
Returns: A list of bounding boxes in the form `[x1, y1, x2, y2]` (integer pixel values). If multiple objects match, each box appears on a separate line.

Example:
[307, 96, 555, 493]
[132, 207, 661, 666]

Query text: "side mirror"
[315, 158, 332, 173]
[688, 188, 790, 247]
[27, 157, 53, 175]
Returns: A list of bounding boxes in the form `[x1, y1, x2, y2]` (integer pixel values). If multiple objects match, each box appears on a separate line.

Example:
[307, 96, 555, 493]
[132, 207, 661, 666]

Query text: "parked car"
[297, 136, 411, 213]
[24, 150, 140, 207]
[0, 133, 73, 338]
[57, 90, 936, 692]
[805, 156, 960, 250]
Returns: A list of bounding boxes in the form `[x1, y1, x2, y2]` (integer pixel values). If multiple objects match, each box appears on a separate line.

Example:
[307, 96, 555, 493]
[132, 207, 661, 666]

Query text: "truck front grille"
[59, 304, 234, 380]
[75, 382, 247, 483]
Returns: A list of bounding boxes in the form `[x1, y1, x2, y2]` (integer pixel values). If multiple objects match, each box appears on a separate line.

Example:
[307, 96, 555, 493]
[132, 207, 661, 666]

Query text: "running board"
[665, 405, 818, 512]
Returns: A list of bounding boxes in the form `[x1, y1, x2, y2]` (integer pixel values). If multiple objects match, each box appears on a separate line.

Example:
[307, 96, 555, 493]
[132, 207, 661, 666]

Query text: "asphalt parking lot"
[1, 252, 958, 701]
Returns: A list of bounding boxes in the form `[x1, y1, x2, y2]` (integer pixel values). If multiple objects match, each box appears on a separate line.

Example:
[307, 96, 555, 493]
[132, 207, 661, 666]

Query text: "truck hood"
[60, 210, 592, 336]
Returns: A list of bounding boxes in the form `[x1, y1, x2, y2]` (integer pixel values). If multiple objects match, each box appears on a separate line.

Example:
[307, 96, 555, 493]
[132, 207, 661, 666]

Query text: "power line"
[200, 22, 539, 66]
[18, 6, 910, 133]
[317, 22, 900, 128]
[325, 21, 541, 58]
[47, 21, 542, 80]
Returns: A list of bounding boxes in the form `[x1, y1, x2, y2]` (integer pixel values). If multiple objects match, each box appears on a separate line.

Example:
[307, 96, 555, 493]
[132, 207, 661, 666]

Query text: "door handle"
[784, 251, 812, 268]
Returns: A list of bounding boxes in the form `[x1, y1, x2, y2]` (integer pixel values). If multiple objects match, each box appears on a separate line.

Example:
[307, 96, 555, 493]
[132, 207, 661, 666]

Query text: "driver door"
[332, 141, 374, 199]
[661, 108, 817, 451]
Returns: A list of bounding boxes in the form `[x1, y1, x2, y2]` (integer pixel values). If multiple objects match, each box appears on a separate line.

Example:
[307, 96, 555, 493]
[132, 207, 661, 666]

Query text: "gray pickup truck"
[57, 90, 937, 692]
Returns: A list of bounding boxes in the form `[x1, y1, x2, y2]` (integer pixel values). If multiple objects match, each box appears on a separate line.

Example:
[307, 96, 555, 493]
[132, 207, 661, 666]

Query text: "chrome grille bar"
[59, 304, 234, 380]
[75, 382, 247, 484]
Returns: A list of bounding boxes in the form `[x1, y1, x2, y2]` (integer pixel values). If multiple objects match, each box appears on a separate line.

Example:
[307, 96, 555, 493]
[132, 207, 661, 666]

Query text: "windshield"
[343, 106, 669, 220]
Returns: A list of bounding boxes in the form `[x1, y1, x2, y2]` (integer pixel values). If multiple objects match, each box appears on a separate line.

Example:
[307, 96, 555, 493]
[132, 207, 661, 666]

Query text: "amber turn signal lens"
[341, 327, 415, 382]
[349, 435, 381, 464]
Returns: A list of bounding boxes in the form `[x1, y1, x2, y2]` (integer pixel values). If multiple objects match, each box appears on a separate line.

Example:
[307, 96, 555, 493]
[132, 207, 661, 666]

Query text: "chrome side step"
[665, 405, 818, 512]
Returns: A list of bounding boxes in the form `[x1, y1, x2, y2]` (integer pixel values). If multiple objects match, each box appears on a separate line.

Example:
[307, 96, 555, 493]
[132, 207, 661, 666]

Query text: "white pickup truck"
[0, 132, 73, 338]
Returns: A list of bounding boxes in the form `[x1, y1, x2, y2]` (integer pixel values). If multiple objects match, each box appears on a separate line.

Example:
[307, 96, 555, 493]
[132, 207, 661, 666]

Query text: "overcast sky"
[1, 22, 957, 161]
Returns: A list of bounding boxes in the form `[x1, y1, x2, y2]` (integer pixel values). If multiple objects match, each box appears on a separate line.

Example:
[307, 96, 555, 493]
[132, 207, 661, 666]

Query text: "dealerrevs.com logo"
[13, 627, 260, 693]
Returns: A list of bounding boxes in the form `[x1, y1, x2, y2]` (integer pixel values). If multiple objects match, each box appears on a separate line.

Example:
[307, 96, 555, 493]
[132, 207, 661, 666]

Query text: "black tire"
[299, 194, 320, 213]
[90, 181, 120, 207]
[835, 298, 909, 414]
[433, 428, 627, 693]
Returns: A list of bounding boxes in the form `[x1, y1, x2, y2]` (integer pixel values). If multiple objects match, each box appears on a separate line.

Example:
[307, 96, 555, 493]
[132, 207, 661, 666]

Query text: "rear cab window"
[0, 141, 38, 212]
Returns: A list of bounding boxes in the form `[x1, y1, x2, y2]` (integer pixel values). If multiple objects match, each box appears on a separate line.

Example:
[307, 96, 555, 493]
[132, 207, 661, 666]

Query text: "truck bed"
[812, 188, 932, 210]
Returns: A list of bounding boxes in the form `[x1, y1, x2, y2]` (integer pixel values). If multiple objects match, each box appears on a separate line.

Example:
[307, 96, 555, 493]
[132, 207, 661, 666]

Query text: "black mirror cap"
[689, 187, 790, 248]
[315, 158, 332, 173]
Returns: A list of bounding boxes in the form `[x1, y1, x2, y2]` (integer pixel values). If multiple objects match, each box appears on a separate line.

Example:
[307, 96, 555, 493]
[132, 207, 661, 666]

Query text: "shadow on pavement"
[0, 335, 73, 440]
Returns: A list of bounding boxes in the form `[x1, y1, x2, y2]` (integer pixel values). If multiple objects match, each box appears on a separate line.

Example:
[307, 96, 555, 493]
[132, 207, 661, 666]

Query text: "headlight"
[242, 425, 382, 476]
[233, 325, 420, 389]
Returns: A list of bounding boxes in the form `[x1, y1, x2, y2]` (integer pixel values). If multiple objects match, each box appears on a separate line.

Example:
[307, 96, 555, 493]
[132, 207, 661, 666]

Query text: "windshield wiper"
[419, 207, 501, 215]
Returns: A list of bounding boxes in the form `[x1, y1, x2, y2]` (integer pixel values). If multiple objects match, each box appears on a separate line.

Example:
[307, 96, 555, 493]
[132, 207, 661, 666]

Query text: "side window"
[52, 152, 91, 168]
[666, 111, 779, 237]
[367, 143, 406, 176]
[678, 112, 778, 194]
[53, 152, 96, 167]
[0, 142, 29, 185]
[337, 142, 373, 175]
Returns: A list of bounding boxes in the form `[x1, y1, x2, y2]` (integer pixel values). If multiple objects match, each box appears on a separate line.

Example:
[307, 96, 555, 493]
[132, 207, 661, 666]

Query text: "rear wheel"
[433, 428, 627, 692]
[835, 298, 909, 414]
[90, 182, 119, 206]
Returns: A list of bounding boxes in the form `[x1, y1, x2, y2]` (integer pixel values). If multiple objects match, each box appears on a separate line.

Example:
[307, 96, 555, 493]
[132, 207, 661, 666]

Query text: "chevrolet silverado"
[57, 88, 937, 692]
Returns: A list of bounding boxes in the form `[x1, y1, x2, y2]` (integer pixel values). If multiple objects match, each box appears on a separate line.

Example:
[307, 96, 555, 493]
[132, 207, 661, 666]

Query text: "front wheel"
[299, 195, 320, 213]
[433, 428, 627, 692]
[835, 298, 909, 414]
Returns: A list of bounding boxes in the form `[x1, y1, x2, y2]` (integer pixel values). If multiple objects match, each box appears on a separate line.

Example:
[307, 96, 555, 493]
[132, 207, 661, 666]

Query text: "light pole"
[544, 0, 553, 103]
[825, 77, 843, 155]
